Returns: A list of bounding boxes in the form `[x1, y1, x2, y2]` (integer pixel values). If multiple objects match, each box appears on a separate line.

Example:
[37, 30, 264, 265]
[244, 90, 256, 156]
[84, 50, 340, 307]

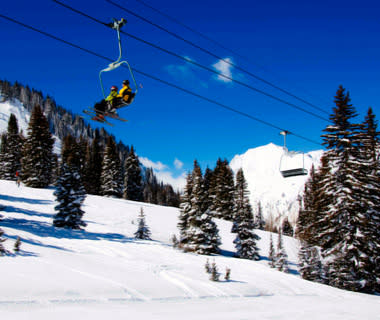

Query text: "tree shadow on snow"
[4, 233, 68, 253]
[1, 217, 135, 243]
[0, 194, 53, 205]
[3, 205, 53, 219]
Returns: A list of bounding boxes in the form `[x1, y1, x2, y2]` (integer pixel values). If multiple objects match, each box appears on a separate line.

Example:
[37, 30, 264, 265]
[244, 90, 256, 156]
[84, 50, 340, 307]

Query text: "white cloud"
[154, 171, 187, 191]
[174, 158, 183, 170]
[212, 57, 234, 83]
[140, 157, 186, 191]
[139, 157, 167, 171]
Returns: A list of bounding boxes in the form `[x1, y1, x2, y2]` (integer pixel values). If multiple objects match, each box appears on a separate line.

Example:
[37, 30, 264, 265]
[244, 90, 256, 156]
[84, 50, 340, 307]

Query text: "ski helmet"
[111, 85, 118, 91]
[123, 80, 129, 85]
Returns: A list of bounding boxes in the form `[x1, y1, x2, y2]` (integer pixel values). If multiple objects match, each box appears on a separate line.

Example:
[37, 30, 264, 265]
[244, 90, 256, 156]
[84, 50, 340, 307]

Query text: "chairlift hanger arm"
[99, 17, 138, 99]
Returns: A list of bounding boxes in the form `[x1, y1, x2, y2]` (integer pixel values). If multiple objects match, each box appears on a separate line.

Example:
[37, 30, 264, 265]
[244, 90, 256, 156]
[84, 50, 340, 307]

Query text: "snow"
[0, 98, 61, 154]
[230, 143, 323, 225]
[0, 180, 379, 319]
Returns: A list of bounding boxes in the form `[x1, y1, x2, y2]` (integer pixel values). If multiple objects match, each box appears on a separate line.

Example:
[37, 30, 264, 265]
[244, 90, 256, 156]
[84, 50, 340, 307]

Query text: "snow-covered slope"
[0, 180, 378, 319]
[230, 143, 323, 226]
[0, 99, 30, 135]
[0, 98, 62, 154]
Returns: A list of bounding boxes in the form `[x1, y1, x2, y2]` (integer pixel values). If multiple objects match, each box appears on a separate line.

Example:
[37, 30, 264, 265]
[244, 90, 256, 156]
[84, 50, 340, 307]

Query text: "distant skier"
[15, 171, 21, 187]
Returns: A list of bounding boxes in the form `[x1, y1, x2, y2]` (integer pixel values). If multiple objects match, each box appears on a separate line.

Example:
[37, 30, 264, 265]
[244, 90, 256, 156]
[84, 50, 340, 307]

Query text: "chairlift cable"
[131, 0, 333, 110]
[52, 0, 330, 123]
[0, 13, 322, 147]
[106, 0, 329, 116]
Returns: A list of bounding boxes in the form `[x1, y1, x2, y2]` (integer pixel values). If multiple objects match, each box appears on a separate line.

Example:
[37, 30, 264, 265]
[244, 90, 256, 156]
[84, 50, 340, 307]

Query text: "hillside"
[0, 180, 379, 319]
[0, 93, 323, 226]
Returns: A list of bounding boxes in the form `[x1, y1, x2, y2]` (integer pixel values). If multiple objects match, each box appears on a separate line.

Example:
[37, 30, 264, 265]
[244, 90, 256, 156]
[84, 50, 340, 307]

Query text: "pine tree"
[123, 146, 143, 201]
[210, 261, 220, 281]
[268, 233, 276, 268]
[182, 160, 220, 255]
[0, 114, 23, 180]
[210, 158, 235, 220]
[354, 107, 380, 292]
[53, 135, 86, 229]
[100, 136, 123, 198]
[21, 105, 54, 188]
[319, 86, 374, 292]
[53, 163, 87, 229]
[134, 207, 151, 240]
[281, 218, 293, 237]
[143, 168, 158, 204]
[203, 167, 214, 209]
[254, 201, 265, 230]
[298, 241, 323, 282]
[233, 168, 260, 260]
[14, 237, 21, 253]
[275, 231, 289, 273]
[177, 172, 193, 247]
[83, 132, 103, 195]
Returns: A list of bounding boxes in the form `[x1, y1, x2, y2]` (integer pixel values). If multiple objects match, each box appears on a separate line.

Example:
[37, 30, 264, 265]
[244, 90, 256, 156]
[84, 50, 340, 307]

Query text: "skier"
[15, 171, 21, 187]
[93, 85, 119, 119]
[117, 79, 135, 106]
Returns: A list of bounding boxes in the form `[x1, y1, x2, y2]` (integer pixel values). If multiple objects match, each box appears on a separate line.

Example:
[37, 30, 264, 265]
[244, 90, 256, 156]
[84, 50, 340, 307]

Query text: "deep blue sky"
[1, 0, 379, 185]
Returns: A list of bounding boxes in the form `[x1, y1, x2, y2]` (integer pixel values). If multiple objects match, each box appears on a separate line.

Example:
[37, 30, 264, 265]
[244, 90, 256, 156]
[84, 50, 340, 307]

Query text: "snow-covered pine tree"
[320, 86, 375, 292]
[298, 240, 323, 282]
[21, 105, 54, 188]
[123, 146, 143, 201]
[61, 135, 82, 169]
[177, 172, 193, 247]
[0, 114, 23, 180]
[210, 158, 235, 220]
[353, 107, 380, 293]
[183, 160, 220, 255]
[275, 231, 289, 273]
[268, 233, 276, 268]
[233, 168, 260, 260]
[100, 136, 123, 198]
[254, 201, 265, 230]
[203, 167, 213, 209]
[134, 207, 151, 240]
[53, 136, 87, 230]
[53, 163, 87, 229]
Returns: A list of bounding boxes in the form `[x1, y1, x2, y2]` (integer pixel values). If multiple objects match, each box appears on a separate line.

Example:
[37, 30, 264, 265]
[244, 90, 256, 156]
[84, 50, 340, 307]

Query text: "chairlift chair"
[99, 18, 138, 103]
[279, 130, 308, 178]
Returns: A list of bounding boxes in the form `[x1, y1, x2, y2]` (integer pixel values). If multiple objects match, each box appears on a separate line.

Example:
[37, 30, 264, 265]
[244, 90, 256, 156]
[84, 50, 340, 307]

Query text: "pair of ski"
[83, 108, 128, 126]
